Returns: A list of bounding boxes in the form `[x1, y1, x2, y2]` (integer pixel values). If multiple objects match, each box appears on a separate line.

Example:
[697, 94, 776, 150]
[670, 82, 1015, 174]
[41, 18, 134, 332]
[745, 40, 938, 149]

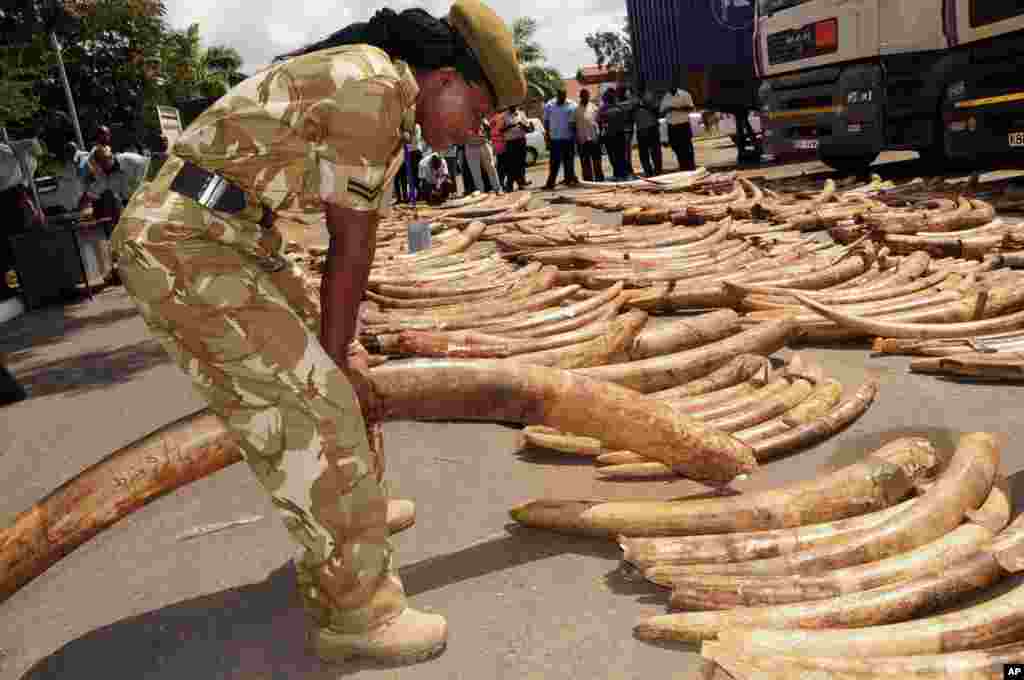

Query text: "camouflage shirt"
[171, 45, 418, 222]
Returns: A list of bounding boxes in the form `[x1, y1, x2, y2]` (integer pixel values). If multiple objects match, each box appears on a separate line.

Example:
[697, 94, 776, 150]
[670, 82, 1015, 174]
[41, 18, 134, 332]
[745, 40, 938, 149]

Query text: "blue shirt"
[544, 99, 578, 141]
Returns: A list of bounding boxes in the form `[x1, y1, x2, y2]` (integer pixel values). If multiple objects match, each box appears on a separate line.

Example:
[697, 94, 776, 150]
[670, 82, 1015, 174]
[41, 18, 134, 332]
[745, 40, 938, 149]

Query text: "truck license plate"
[1011, 131, 1024, 148]
[794, 139, 819, 150]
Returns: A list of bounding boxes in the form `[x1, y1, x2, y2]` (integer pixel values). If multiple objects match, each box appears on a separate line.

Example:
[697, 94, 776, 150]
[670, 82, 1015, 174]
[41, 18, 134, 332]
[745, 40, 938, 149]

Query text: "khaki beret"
[447, 0, 527, 110]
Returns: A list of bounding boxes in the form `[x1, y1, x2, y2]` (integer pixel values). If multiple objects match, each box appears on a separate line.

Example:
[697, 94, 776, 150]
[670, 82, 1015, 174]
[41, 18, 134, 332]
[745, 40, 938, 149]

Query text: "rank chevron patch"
[348, 177, 382, 202]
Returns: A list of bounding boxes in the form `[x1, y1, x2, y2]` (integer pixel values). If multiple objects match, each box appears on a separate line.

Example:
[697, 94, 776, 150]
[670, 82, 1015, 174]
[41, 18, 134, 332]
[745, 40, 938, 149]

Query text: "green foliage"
[512, 17, 543, 66]
[584, 16, 633, 77]
[524, 65, 563, 101]
[0, 2, 55, 127]
[512, 16, 566, 102]
[158, 23, 244, 109]
[0, 0, 245, 154]
[0, 48, 46, 127]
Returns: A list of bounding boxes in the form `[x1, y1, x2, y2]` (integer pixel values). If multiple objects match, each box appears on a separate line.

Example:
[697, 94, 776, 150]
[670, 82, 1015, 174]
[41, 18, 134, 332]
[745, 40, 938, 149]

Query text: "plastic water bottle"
[407, 221, 432, 253]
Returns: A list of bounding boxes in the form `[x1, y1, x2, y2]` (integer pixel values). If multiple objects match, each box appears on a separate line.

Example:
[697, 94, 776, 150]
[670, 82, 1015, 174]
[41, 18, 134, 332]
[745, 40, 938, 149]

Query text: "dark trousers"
[623, 130, 637, 177]
[668, 122, 696, 171]
[420, 178, 455, 205]
[544, 138, 577, 188]
[0, 361, 26, 406]
[504, 138, 528, 191]
[604, 133, 630, 179]
[495, 151, 508, 189]
[637, 126, 663, 177]
[393, 161, 409, 203]
[94, 190, 122, 237]
[578, 140, 605, 182]
[408, 150, 423, 202]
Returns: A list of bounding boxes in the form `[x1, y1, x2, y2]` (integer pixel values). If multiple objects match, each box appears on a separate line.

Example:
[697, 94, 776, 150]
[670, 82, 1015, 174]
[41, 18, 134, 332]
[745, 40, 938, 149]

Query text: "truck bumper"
[944, 92, 1024, 160]
[761, 64, 885, 162]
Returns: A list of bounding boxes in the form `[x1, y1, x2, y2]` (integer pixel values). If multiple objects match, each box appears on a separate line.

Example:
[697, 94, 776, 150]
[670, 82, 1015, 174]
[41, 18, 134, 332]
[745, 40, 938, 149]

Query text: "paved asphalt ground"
[2, 141, 1024, 680]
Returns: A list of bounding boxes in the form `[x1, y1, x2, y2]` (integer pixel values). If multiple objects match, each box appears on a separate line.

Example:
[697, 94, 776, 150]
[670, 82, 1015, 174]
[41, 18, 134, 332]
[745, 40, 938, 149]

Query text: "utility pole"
[50, 30, 86, 151]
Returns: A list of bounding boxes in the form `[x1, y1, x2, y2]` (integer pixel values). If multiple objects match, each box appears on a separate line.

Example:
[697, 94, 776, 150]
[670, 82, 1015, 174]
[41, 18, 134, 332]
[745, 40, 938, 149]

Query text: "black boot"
[0, 362, 26, 406]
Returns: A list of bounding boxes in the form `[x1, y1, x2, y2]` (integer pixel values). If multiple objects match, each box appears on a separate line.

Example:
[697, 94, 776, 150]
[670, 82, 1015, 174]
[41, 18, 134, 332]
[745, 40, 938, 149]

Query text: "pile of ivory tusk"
[512, 432, 1024, 679]
[518, 353, 877, 480]
[500, 178, 1024, 329]
[731, 249, 1024, 343]
[873, 327, 1024, 381]
[286, 171, 1024, 390]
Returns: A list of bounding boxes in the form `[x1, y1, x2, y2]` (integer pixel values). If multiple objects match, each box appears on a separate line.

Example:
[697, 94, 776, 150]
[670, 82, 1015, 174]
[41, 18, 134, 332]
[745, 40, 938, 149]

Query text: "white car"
[658, 112, 708, 146]
[524, 118, 545, 165]
[658, 111, 763, 145]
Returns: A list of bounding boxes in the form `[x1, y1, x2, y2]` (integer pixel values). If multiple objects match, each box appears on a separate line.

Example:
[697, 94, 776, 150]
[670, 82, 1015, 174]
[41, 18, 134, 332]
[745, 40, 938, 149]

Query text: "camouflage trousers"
[112, 155, 406, 633]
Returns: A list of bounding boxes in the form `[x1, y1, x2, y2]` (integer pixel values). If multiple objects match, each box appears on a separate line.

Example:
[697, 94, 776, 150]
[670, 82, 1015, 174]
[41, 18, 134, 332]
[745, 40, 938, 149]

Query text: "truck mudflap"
[819, 63, 885, 164]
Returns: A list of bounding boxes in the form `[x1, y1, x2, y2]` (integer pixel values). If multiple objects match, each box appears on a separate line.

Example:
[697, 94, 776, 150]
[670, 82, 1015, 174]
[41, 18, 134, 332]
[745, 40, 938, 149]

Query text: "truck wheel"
[820, 153, 878, 176]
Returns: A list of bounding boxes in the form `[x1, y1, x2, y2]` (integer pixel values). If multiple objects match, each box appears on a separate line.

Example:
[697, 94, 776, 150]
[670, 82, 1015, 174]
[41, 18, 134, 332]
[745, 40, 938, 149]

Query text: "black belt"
[169, 159, 274, 229]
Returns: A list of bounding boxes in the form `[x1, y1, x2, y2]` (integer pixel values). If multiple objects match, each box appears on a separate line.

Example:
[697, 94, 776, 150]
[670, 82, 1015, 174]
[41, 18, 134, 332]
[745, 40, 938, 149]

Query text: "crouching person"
[419, 153, 457, 204]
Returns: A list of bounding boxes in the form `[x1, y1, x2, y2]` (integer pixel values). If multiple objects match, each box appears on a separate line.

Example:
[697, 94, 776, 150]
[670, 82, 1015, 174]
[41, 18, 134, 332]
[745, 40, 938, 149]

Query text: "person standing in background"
[464, 116, 502, 194]
[597, 89, 617, 178]
[409, 123, 424, 203]
[84, 125, 114, 174]
[84, 145, 150, 235]
[574, 88, 604, 182]
[617, 85, 638, 179]
[634, 86, 663, 177]
[502, 105, 533, 191]
[393, 129, 412, 204]
[597, 88, 630, 181]
[443, 144, 462, 195]
[490, 110, 508, 190]
[541, 89, 578, 191]
[95, 125, 112, 149]
[661, 74, 697, 171]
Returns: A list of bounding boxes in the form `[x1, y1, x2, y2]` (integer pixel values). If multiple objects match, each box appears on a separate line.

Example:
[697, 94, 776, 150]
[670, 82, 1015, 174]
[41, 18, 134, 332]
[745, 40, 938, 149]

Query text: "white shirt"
[87, 152, 149, 202]
[419, 152, 449, 185]
[503, 111, 529, 141]
[661, 90, 695, 126]
[575, 102, 600, 143]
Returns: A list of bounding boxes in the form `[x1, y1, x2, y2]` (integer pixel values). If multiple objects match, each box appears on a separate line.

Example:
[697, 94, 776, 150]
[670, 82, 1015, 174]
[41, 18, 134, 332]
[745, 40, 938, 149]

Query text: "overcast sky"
[162, 0, 628, 77]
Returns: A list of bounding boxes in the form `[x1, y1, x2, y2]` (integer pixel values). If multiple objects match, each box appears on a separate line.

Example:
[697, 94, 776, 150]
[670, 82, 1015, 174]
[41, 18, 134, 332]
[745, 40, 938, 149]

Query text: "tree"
[512, 17, 543, 66]
[511, 16, 565, 102]
[204, 45, 246, 86]
[584, 16, 633, 78]
[0, 55, 43, 128]
[159, 25, 248, 104]
[0, 1, 71, 128]
[0, 1, 250, 156]
[524, 65, 563, 101]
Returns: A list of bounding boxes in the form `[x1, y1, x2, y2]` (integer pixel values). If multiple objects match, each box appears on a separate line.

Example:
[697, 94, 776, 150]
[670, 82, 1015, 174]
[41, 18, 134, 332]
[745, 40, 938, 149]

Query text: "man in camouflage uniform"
[112, 0, 525, 666]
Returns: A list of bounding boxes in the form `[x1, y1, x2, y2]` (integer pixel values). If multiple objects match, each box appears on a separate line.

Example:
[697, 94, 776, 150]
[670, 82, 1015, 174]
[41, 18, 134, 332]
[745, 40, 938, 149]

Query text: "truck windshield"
[759, 0, 814, 16]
